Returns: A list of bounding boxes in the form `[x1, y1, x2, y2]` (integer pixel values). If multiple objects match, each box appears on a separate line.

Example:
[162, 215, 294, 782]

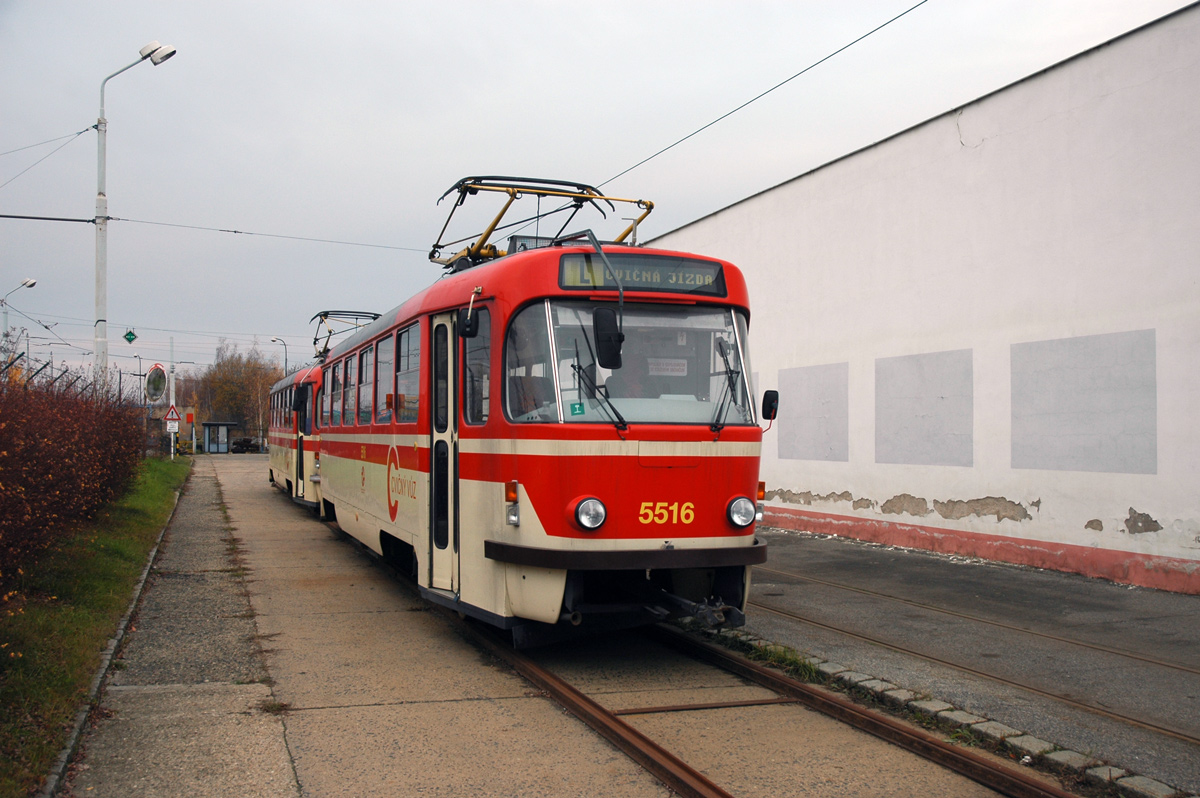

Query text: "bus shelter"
[201, 422, 238, 454]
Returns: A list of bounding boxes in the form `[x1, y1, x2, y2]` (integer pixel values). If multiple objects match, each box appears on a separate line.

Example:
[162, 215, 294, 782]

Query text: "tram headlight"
[575, 498, 607, 531]
[727, 497, 757, 528]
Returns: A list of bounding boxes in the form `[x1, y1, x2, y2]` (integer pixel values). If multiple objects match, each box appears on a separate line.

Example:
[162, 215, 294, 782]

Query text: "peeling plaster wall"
[653, 7, 1200, 579]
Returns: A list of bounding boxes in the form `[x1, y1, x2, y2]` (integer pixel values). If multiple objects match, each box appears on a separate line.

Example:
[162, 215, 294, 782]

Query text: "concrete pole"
[170, 336, 176, 461]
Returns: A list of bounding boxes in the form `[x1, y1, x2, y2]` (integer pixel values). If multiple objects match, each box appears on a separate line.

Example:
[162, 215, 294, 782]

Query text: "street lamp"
[95, 40, 177, 378]
[271, 337, 288, 373]
[2, 278, 36, 353]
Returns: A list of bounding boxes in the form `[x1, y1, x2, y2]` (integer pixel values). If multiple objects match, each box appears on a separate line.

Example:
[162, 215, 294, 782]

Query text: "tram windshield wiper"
[710, 337, 742, 433]
[572, 332, 627, 431]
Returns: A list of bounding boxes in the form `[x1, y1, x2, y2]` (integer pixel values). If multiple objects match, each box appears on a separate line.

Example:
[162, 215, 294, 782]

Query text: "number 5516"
[638, 501, 694, 525]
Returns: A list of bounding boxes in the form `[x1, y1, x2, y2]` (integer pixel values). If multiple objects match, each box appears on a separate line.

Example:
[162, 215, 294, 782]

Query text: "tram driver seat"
[510, 375, 556, 420]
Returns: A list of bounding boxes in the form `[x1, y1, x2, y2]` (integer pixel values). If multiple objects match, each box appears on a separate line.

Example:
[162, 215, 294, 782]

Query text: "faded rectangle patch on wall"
[1011, 329, 1156, 474]
[778, 362, 848, 461]
[876, 349, 973, 467]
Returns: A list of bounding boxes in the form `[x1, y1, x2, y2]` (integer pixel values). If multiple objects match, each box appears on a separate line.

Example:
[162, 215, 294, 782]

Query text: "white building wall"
[653, 6, 1200, 591]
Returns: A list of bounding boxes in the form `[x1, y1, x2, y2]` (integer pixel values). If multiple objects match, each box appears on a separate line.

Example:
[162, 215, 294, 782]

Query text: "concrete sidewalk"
[65, 456, 668, 797]
[65, 457, 297, 797]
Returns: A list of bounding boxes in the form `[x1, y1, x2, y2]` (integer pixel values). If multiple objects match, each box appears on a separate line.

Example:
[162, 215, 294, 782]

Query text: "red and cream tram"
[275, 178, 777, 646]
[268, 365, 323, 510]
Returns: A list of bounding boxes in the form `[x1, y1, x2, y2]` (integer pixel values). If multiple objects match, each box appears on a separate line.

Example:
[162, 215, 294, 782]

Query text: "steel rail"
[748, 598, 1200, 747]
[650, 625, 1080, 798]
[754, 564, 1200, 677]
[461, 622, 736, 798]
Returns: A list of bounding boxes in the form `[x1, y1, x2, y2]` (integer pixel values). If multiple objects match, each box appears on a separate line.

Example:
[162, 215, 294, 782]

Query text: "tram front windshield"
[505, 300, 755, 426]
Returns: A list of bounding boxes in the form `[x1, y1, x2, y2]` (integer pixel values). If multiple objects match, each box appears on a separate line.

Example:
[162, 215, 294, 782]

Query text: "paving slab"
[628, 703, 999, 797]
[1116, 774, 1179, 798]
[285, 699, 669, 798]
[971, 720, 1024, 742]
[1044, 749, 1095, 770]
[1007, 735, 1056, 757]
[68, 684, 296, 798]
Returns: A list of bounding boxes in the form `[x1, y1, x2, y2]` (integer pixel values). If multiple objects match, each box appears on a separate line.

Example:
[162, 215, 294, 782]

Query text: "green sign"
[124, 329, 137, 344]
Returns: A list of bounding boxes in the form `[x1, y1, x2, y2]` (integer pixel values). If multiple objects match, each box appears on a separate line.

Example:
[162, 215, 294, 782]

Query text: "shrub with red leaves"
[0, 374, 141, 589]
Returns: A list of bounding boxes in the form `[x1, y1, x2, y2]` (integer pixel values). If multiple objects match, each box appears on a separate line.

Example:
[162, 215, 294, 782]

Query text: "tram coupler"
[651, 591, 745, 629]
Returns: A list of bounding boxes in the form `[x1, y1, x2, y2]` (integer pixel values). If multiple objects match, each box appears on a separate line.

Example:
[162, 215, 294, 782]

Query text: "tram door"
[429, 313, 459, 592]
[293, 385, 308, 500]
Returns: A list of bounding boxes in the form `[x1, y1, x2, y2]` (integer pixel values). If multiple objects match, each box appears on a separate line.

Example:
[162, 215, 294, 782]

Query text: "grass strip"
[0, 456, 191, 798]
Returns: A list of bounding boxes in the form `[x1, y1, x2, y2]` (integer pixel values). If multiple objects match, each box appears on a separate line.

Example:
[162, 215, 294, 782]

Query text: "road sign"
[166, 420, 180, 433]
[124, 329, 137, 344]
[165, 405, 182, 422]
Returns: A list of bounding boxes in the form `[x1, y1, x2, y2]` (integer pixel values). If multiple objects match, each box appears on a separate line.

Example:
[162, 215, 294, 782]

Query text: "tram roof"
[270, 362, 322, 394]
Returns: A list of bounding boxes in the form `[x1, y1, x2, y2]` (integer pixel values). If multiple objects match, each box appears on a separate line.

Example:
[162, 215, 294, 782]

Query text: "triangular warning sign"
[164, 405, 182, 422]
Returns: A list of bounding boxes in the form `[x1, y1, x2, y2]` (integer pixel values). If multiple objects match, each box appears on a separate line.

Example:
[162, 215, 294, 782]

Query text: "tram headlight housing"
[727, 497, 757, 528]
[575, 498, 607, 531]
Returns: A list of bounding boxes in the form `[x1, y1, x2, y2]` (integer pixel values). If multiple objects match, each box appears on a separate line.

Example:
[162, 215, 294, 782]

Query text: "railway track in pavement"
[458, 617, 1080, 798]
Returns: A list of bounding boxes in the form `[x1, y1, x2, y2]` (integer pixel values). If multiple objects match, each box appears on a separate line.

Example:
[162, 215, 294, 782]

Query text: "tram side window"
[376, 334, 394, 424]
[331, 363, 342, 426]
[344, 356, 357, 426]
[396, 325, 421, 424]
[505, 302, 557, 422]
[285, 388, 293, 426]
[321, 367, 331, 427]
[358, 346, 374, 425]
[463, 307, 490, 424]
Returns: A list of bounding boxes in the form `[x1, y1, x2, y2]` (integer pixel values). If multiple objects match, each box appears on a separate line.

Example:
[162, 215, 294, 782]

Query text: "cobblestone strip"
[698, 626, 1192, 798]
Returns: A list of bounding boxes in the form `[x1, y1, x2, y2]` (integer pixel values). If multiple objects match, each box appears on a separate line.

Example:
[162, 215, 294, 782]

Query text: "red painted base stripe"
[764, 506, 1200, 596]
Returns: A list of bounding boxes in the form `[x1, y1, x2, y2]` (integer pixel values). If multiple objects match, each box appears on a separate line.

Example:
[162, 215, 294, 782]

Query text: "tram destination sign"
[559, 253, 727, 297]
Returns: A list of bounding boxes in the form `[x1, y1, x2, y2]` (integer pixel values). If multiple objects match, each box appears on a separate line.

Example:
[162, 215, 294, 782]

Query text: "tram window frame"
[285, 388, 293, 426]
[434, 325, 449, 433]
[321, 367, 331, 427]
[331, 362, 342, 426]
[344, 355, 357, 426]
[358, 346, 374, 425]
[395, 324, 421, 425]
[376, 333, 394, 425]
[463, 306, 491, 425]
[504, 301, 558, 423]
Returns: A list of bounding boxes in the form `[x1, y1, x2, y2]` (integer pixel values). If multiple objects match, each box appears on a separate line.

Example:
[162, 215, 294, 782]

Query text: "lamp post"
[271, 337, 288, 373]
[2, 278, 36, 355]
[95, 41, 176, 378]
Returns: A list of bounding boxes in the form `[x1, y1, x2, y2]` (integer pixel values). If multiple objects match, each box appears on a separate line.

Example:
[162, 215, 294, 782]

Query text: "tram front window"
[505, 300, 754, 426]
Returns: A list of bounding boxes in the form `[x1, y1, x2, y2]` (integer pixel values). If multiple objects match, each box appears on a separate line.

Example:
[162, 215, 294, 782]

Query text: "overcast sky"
[0, 0, 1189, 375]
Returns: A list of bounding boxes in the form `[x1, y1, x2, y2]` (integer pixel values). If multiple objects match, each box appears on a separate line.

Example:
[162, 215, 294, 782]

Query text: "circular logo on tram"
[386, 445, 401, 522]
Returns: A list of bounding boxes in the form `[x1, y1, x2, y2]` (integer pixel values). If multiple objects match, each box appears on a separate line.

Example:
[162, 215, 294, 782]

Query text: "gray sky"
[1, 0, 1189, 375]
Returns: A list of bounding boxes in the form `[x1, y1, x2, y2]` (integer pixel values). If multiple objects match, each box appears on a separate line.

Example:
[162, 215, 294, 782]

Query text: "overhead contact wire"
[599, 0, 930, 188]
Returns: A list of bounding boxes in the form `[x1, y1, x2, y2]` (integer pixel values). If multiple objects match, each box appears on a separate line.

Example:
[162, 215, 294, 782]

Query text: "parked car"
[231, 437, 259, 453]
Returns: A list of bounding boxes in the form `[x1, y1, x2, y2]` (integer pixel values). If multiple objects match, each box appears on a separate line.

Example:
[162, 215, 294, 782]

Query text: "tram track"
[746, 589, 1200, 748]
[457, 615, 1081, 798]
[754, 564, 1200, 677]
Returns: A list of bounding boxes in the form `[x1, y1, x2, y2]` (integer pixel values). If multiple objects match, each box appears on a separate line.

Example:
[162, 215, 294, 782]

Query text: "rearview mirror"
[292, 385, 308, 413]
[458, 307, 479, 338]
[593, 307, 624, 369]
[761, 389, 779, 421]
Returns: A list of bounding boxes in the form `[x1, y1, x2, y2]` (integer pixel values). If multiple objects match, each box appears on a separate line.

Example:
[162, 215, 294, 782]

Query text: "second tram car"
[268, 365, 323, 510]
[271, 178, 777, 645]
